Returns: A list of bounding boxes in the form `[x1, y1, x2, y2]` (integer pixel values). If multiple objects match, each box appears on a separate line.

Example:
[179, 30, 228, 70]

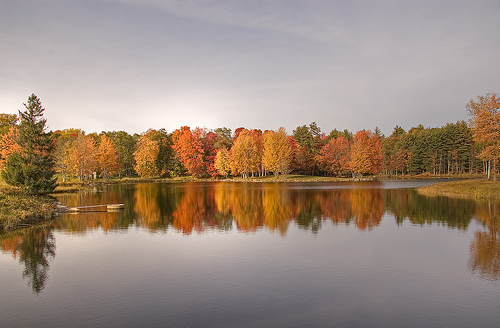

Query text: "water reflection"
[385, 189, 475, 229]
[1, 224, 55, 294]
[468, 201, 500, 281]
[55, 183, 480, 234]
[10, 181, 494, 289]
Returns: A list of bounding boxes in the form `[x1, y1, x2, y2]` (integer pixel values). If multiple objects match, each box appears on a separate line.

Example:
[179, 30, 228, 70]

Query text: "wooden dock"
[60, 204, 125, 213]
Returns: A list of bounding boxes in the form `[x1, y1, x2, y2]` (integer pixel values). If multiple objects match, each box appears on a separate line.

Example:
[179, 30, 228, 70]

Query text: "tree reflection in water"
[5, 182, 500, 296]
[468, 201, 500, 281]
[1, 225, 55, 294]
[51, 182, 500, 283]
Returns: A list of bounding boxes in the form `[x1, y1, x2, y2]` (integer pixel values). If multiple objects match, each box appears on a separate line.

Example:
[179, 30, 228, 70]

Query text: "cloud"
[0, 0, 499, 135]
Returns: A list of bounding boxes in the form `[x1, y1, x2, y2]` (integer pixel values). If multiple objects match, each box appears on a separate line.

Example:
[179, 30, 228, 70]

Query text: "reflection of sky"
[2, 218, 498, 327]
[286, 179, 451, 190]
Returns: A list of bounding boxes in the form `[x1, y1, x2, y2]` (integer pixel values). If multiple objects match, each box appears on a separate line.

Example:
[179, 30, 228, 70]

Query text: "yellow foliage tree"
[262, 127, 292, 177]
[133, 133, 160, 177]
[230, 129, 260, 178]
[214, 148, 231, 178]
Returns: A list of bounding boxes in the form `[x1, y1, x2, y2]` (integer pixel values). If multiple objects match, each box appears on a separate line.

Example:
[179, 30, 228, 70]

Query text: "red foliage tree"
[316, 136, 351, 176]
[203, 131, 218, 178]
[172, 126, 205, 178]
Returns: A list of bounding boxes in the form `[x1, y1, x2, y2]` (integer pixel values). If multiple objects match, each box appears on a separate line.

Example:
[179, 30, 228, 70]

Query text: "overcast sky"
[1, 0, 499, 136]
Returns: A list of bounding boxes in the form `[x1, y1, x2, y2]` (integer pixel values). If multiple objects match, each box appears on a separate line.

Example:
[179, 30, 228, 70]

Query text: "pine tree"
[1, 94, 57, 194]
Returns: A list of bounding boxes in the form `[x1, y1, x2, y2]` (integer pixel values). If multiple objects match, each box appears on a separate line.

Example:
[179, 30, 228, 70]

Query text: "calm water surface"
[1, 180, 500, 327]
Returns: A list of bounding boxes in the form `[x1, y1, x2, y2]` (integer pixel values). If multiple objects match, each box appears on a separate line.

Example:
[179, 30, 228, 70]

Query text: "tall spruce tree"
[1, 94, 57, 194]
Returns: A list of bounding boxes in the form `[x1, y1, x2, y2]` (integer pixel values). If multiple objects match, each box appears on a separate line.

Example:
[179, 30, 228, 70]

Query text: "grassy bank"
[418, 179, 500, 199]
[0, 183, 56, 232]
[53, 172, 484, 186]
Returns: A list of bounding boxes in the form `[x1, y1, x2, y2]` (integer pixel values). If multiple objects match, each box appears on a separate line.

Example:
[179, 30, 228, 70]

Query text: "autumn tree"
[230, 129, 260, 178]
[97, 134, 122, 179]
[1, 94, 57, 194]
[203, 130, 218, 177]
[262, 127, 292, 177]
[214, 148, 231, 178]
[69, 134, 97, 181]
[233, 127, 246, 140]
[467, 92, 500, 179]
[316, 136, 350, 176]
[0, 126, 21, 171]
[350, 130, 383, 178]
[133, 131, 160, 178]
[367, 130, 384, 174]
[172, 126, 205, 178]
[250, 129, 265, 176]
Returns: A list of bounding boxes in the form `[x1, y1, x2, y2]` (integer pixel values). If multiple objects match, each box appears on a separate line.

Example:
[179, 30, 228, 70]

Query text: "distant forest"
[1, 92, 499, 181]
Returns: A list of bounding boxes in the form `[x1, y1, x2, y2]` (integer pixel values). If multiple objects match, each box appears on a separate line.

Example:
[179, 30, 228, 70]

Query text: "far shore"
[417, 179, 500, 199]
[52, 172, 483, 191]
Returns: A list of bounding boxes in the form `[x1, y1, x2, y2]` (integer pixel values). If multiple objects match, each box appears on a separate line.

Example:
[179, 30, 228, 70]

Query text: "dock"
[58, 204, 125, 213]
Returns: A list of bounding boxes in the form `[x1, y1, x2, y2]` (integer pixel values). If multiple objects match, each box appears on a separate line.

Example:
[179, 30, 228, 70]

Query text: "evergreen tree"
[1, 94, 57, 194]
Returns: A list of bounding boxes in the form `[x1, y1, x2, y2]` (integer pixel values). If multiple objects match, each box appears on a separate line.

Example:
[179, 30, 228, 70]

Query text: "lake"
[1, 180, 500, 327]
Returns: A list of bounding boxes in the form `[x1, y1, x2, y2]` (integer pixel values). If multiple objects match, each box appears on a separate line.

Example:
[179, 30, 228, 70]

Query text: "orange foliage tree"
[350, 130, 383, 178]
[467, 92, 500, 179]
[0, 126, 21, 171]
[97, 134, 122, 179]
[172, 126, 205, 178]
[69, 134, 97, 181]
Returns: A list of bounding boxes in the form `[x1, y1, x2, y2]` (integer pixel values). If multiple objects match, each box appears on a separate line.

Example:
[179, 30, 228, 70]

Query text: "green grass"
[0, 181, 56, 231]
[418, 179, 500, 199]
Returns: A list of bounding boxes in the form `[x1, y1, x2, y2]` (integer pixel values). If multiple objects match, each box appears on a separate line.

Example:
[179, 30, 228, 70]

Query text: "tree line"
[1, 93, 499, 193]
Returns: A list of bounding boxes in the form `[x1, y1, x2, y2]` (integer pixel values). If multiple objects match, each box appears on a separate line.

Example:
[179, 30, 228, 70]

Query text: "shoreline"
[0, 184, 57, 233]
[54, 173, 481, 187]
[417, 179, 500, 199]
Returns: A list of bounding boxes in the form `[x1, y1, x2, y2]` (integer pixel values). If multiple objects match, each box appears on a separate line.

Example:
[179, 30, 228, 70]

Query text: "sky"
[1, 0, 499, 136]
